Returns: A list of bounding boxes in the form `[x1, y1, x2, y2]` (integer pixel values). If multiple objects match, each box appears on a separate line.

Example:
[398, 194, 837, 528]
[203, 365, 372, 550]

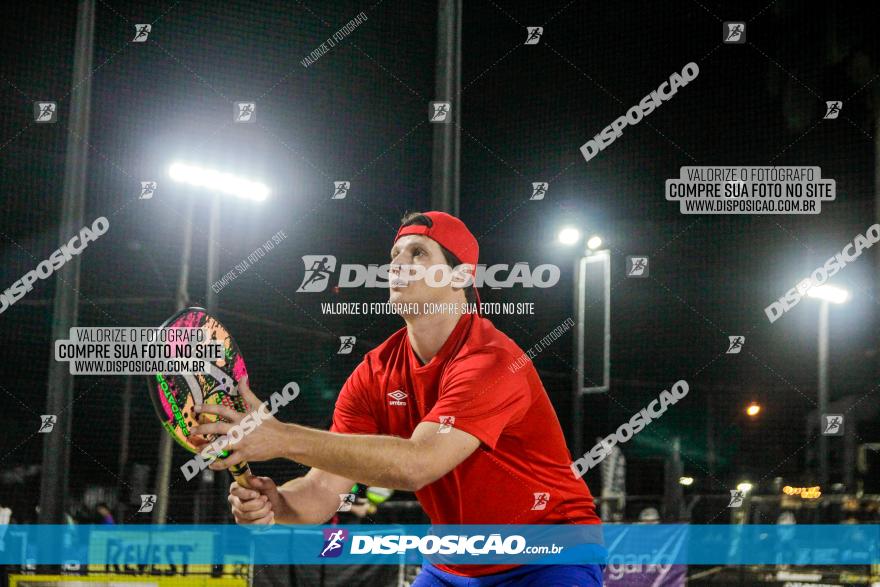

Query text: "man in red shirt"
[194, 211, 602, 585]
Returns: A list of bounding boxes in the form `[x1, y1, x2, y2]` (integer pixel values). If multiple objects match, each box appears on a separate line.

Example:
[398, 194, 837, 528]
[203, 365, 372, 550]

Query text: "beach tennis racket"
[148, 306, 254, 488]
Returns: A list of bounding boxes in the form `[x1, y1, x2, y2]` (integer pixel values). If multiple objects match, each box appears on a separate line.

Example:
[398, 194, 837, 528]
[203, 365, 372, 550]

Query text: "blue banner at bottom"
[1, 524, 878, 566]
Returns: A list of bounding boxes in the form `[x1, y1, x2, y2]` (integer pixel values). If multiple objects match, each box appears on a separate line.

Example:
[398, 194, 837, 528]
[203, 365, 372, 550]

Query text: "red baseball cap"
[394, 211, 481, 312]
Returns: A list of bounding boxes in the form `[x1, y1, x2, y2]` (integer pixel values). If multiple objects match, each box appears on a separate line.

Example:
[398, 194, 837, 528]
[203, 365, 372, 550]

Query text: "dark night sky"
[1, 0, 878, 513]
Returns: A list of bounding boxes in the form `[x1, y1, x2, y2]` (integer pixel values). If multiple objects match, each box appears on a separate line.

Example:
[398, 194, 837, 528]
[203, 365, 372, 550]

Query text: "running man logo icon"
[530, 182, 548, 200]
[297, 255, 337, 292]
[140, 181, 157, 199]
[524, 27, 543, 45]
[723, 22, 745, 43]
[531, 492, 550, 510]
[430, 101, 452, 123]
[38, 415, 56, 433]
[319, 528, 348, 558]
[727, 490, 745, 508]
[332, 181, 350, 199]
[132, 24, 151, 42]
[626, 256, 649, 277]
[726, 336, 745, 354]
[235, 102, 256, 123]
[337, 493, 356, 512]
[824, 101, 842, 119]
[438, 416, 456, 433]
[34, 102, 57, 123]
[138, 494, 157, 513]
[337, 336, 356, 355]
[822, 414, 844, 436]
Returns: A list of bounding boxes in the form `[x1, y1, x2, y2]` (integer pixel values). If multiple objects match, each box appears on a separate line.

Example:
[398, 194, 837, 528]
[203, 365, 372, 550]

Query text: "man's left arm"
[194, 378, 480, 491]
[278, 422, 480, 491]
[197, 349, 527, 491]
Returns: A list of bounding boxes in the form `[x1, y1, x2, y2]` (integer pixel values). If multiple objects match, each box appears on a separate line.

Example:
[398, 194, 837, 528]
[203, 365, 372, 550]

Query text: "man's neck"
[404, 309, 464, 365]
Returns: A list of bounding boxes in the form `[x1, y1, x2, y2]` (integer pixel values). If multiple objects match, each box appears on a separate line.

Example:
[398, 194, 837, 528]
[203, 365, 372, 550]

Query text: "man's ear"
[450, 264, 475, 290]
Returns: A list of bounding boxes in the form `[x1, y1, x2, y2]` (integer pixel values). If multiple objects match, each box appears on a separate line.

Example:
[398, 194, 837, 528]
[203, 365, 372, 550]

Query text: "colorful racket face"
[148, 307, 252, 482]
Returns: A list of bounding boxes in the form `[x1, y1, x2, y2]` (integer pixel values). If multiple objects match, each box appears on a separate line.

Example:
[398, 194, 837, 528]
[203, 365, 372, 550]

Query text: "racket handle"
[230, 462, 254, 488]
[229, 461, 275, 526]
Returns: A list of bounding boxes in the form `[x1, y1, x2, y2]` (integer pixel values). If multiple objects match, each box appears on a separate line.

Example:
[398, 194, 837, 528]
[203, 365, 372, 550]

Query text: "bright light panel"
[558, 227, 581, 245]
[168, 162, 269, 202]
[807, 284, 850, 304]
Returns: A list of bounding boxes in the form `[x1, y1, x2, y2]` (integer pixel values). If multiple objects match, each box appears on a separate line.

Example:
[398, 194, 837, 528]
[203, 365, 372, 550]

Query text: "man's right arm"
[276, 468, 356, 524]
[229, 468, 355, 525]
[231, 358, 373, 525]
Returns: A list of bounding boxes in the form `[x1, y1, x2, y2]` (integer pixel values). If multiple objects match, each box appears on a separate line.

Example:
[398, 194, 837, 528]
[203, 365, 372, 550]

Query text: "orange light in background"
[783, 485, 822, 499]
[746, 403, 761, 417]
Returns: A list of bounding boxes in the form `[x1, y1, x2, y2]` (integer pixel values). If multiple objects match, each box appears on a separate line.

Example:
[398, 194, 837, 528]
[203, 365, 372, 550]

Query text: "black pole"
[706, 390, 716, 491]
[817, 301, 830, 487]
[572, 256, 585, 458]
[116, 375, 132, 521]
[663, 437, 684, 521]
[38, 0, 95, 526]
[431, 0, 461, 215]
[205, 197, 229, 523]
[153, 199, 194, 523]
[205, 197, 220, 314]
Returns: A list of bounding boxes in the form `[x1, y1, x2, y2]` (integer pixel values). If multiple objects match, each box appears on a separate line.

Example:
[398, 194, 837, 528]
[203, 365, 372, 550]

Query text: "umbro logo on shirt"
[387, 389, 408, 406]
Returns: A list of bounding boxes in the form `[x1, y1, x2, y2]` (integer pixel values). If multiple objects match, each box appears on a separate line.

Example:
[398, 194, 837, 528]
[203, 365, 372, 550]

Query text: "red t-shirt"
[330, 312, 600, 576]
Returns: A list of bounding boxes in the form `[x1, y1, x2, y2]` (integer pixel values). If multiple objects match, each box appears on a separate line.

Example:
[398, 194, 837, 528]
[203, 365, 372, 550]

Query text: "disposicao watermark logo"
[38, 415, 57, 433]
[0, 216, 109, 315]
[765, 223, 879, 323]
[524, 27, 543, 45]
[296, 256, 560, 291]
[728, 490, 745, 508]
[824, 101, 842, 119]
[723, 22, 745, 43]
[137, 494, 157, 513]
[580, 62, 699, 163]
[180, 382, 300, 481]
[348, 534, 554, 556]
[508, 317, 574, 373]
[132, 24, 151, 42]
[235, 102, 256, 123]
[726, 336, 744, 354]
[212, 230, 287, 295]
[34, 102, 57, 123]
[301, 12, 367, 68]
[571, 380, 689, 478]
[430, 102, 451, 123]
[319, 529, 348, 558]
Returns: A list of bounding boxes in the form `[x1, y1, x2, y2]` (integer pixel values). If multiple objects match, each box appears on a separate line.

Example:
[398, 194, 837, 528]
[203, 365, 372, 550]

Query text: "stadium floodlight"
[168, 161, 270, 201]
[557, 227, 581, 246]
[561, 223, 611, 457]
[807, 284, 850, 304]
[737, 482, 754, 493]
[679, 476, 694, 486]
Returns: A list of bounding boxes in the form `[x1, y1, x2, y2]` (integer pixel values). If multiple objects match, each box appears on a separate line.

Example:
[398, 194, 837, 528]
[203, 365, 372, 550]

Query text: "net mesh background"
[0, 0, 878, 553]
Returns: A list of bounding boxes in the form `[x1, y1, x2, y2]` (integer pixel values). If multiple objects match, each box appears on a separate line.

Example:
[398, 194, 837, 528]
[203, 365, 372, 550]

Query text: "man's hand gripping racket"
[192, 376, 296, 526]
[227, 476, 285, 526]
[191, 376, 290, 472]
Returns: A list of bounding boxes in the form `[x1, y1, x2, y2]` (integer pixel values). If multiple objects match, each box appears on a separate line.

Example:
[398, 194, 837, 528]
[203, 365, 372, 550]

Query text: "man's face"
[389, 234, 464, 309]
